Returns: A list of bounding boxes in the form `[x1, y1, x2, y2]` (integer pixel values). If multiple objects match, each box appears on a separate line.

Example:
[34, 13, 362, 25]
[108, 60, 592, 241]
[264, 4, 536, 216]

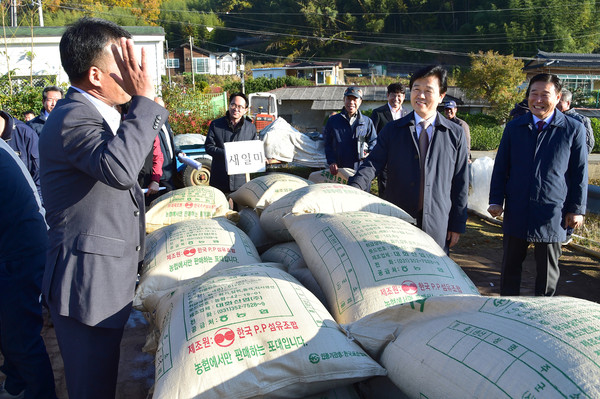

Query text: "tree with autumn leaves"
[458, 50, 527, 123]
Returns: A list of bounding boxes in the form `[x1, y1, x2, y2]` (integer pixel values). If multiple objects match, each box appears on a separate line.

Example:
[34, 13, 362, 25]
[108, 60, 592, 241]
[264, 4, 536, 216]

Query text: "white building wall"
[0, 33, 165, 91]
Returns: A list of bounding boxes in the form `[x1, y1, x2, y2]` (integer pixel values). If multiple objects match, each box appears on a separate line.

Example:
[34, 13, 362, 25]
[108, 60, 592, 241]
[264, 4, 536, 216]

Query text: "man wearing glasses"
[205, 92, 258, 197]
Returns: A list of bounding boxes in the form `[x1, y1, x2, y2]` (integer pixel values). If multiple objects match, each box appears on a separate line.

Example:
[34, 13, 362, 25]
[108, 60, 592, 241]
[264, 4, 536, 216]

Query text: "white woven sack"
[149, 263, 386, 399]
[146, 186, 233, 233]
[350, 295, 600, 399]
[308, 168, 355, 185]
[229, 173, 312, 209]
[284, 212, 479, 325]
[260, 184, 415, 242]
[134, 219, 261, 310]
[236, 208, 278, 253]
[261, 242, 327, 305]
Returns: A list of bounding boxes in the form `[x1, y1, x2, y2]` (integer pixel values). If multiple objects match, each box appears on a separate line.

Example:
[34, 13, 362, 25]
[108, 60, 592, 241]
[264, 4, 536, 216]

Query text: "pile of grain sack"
[136, 177, 600, 399]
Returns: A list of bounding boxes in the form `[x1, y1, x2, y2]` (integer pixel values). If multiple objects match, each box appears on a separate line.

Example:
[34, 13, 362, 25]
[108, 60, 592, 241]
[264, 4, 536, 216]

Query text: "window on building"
[193, 58, 210, 74]
[166, 58, 180, 69]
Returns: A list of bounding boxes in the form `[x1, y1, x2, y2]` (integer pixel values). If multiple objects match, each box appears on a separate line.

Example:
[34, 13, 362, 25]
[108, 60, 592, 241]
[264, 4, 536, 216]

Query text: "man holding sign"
[205, 92, 258, 196]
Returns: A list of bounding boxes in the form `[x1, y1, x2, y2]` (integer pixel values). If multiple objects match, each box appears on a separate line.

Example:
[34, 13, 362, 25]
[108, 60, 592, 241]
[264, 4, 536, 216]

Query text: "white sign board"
[224, 140, 266, 174]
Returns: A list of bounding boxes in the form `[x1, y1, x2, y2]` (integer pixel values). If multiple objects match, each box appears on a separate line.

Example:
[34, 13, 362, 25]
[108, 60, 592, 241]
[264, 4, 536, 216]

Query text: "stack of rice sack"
[142, 264, 386, 399]
[145, 186, 236, 233]
[283, 211, 600, 397]
[135, 181, 389, 398]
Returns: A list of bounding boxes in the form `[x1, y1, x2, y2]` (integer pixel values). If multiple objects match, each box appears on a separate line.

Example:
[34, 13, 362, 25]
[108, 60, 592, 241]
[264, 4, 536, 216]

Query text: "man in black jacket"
[370, 82, 408, 197]
[205, 92, 258, 195]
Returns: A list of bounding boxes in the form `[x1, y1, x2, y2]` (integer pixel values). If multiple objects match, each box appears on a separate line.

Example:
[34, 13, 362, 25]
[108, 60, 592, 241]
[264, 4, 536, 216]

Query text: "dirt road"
[2, 214, 599, 399]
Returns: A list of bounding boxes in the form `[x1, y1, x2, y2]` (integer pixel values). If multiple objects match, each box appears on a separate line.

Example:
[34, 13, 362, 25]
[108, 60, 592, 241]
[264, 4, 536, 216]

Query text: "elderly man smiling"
[488, 73, 588, 297]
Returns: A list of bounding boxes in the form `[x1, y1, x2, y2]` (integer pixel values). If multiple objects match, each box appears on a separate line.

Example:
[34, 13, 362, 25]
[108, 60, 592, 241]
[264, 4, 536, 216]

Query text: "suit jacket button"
[136, 245, 141, 251]
[134, 210, 140, 216]
[156, 115, 162, 121]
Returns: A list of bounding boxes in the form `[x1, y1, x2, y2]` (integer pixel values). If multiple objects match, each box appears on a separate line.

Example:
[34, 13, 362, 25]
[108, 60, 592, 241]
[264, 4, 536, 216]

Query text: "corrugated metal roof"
[524, 51, 600, 70]
[271, 85, 389, 101]
[312, 100, 343, 110]
[270, 85, 489, 108]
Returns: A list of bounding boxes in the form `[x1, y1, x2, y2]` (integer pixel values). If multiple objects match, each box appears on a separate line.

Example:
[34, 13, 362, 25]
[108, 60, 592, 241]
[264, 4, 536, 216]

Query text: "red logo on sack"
[183, 248, 196, 257]
[401, 280, 418, 295]
[214, 328, 235, 347]
[185, 202, 193, 208]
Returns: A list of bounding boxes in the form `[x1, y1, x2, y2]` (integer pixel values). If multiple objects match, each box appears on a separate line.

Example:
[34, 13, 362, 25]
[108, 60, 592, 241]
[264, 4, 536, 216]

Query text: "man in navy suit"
[349, 66, 469, 251]
[39, 17, 168, 398]
[370, 82, 408, 197]
[488, 74, 587, 296]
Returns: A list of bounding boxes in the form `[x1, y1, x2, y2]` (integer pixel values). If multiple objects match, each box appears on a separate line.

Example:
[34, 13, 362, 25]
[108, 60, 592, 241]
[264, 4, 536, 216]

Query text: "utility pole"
[11, 0, 17, 27]
[239, 53, 245, 94]
[165, 39, 171, 87]
[38, 0, 44, 27]
[189, 36, 195, 89]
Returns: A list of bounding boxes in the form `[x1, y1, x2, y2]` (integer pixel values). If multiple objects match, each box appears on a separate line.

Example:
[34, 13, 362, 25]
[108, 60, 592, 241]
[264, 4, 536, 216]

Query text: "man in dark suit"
[349, 65, 469, 251]
[370, 82, 408, 197]
[488, 74, 587, 296]
[39, 17, 169, 399]
[371, 82, 408, 132]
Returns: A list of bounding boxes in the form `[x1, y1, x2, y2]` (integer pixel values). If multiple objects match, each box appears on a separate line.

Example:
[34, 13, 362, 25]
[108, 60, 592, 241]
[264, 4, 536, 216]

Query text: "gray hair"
[561, 88, 572, 104]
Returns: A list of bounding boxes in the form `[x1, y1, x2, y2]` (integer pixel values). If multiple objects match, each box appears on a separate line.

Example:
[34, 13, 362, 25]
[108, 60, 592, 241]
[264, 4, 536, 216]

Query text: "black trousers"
[51, 311, 125, 399]
[500, 235, 562, 296]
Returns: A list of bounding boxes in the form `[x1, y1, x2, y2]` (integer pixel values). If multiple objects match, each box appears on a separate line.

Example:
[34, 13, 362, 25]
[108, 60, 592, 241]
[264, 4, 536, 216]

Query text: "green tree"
[458, 50, 526, 122]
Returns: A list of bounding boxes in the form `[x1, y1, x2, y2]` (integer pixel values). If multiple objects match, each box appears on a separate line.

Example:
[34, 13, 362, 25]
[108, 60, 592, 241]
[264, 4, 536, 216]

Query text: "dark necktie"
[418, 120, 430, 211]
[536, 120, 545, 133]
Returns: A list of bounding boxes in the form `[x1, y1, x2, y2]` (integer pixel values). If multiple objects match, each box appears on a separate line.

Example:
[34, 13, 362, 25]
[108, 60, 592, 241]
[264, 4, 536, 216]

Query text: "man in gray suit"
[39, 17, 168, 399]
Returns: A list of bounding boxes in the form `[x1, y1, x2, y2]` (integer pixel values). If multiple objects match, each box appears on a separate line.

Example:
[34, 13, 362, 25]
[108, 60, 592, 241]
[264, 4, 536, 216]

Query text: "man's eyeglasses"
[230, 104, 246, 110]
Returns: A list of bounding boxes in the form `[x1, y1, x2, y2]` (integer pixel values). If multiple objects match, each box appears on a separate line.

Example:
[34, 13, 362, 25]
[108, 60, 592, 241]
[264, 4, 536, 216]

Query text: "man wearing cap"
[444, 100, 471, 160]
[370, 82, 408, 197]
[324, 86, 377, 176]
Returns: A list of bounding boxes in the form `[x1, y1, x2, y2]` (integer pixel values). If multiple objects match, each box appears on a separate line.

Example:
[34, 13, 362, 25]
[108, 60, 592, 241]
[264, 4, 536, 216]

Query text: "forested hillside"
[13, 0, 600, 66]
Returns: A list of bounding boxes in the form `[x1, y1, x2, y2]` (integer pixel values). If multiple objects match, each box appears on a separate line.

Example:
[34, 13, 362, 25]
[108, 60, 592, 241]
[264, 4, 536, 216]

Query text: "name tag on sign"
[224, 140, 266, 175]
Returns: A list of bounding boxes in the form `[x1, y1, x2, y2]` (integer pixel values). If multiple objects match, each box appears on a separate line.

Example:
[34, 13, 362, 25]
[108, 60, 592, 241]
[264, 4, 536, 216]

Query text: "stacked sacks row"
[241, 174, 600, 398]
[136, 183, 385, 398]
[140, 177, 600, 398]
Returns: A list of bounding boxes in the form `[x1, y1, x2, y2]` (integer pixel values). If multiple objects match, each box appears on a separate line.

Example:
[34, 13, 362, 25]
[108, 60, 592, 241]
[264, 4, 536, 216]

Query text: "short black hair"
[60, 17, 131, 84]
[409, 65, 448, 94]
[387, 82, 406, 95]
[229, 92, 248, 108]
[23, 109, 35, 115]
[526, 73, 562, 97]
[42, 85, 64, 101]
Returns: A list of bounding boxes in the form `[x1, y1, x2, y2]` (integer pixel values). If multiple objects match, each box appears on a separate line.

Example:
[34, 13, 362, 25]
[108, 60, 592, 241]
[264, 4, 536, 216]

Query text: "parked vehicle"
[174, 134, 212, 187]
[248, 92, 278, 132]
